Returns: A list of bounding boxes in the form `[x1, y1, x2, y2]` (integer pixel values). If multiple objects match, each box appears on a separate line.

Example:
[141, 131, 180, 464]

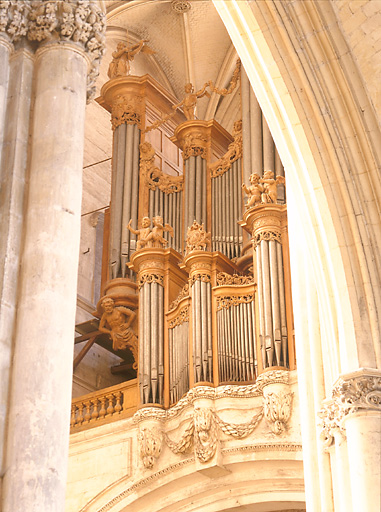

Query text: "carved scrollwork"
[168, 283, 189, 311]
[210, 120, 242, 177]
[189, 272, 211, 287]
[138, 273, 164, 289]
[216, 294, 254, 311]
[182, 132, 208, 161]
[185, 221, 211, 255]
[138, 427, 162, 469]
[169, 306, 189, 329]
[216, 271, 254, 286]
[140, 141, 184, 194]
[263, 391, 293, 435]
[111, 94, 143, 130]
[253, 230, 281, 249]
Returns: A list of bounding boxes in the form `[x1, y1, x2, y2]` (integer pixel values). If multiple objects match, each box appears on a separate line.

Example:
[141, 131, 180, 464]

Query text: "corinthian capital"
[0, 1, 106, 100]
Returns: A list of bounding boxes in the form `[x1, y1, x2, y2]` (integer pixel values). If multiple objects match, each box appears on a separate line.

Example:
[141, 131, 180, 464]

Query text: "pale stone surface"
[3, 44, 88, 512]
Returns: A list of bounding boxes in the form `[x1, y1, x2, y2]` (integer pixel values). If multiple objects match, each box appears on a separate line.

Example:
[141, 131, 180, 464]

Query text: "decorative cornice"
[0, 1, 106, 101]
[318, 369, 381, 448]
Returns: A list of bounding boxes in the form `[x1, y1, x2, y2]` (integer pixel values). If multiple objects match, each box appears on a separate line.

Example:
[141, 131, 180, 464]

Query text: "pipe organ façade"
[93, 60, 294, 410]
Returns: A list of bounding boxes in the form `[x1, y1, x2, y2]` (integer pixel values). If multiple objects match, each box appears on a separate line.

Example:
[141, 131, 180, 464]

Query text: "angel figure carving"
[127, 217, 152, 250]
[108, 40, 155, 79]
[242, 173, 263, 208]
[146, 216, 174, 247]
[260, 170, 285, 204]
[172, 82, 211, 120]
[99, 297, 138, 368]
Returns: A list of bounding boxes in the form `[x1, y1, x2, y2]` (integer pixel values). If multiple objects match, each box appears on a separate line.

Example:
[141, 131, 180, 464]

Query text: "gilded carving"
[210, 120, 242, 177]
[182, 131, 208, 160]
[138, 427, 162, 469]
[263, 391, 293, 435]
[243, 171, 285, 208]
[111, 94, 143, 130]
[216, 271, 254, 286]
[172, 82, 211, 121]
[253, 230, 282, 249]
[128, 215, 173, 249]
[108, 39, 155, 79]
[138, 273, 164, 290]
[189, 272, 211, 287]
[139, 141, 183, 193]
[185, 221, 211, 255]
[99, 296, 138, 368]
[216, 294, 254, 311]
[168, 283, 189, 311]
[169, 306, 189, 329]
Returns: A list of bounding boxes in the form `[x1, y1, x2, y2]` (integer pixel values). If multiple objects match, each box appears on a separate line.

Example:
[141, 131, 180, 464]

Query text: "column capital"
[318, 368, 381, 448]
[0, 0, 106, 100]
[240, 203, 287, 240]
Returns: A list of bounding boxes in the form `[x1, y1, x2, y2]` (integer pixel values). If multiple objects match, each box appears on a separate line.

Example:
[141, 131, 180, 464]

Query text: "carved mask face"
[102, 299, 114, 313]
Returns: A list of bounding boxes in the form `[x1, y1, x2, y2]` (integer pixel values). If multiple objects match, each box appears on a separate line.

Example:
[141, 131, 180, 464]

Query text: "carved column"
[171, 120, 231, 251]
[319, 369, 381, 512]
[2, 3, 106, 511]
[241, 203, 294, 372]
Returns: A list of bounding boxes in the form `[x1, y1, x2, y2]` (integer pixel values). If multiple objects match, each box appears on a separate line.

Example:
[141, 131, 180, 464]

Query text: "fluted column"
[2, 2, 106, 511]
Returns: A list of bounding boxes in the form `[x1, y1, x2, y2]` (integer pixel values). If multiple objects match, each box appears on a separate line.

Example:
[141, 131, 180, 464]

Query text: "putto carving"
[108, 39, 155, 79]
[168, 283, 189, 311]
[99, 296, 138, 368]
[140, 141, 183, 193]
[172, 82, 211, 121]
[216, 272, 254, 286]
[263, 391, 293, 435]
[243, 171, 285, 208]
[111, 94, 143, 130]
[138, 427, 162, 469]
[128, 215, 173, 250]
[185, 221, 211, 255]
[253, 230, 282, 249]
[210, 120, 242, 177]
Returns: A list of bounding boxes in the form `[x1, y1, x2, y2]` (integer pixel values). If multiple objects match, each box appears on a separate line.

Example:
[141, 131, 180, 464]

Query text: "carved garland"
[216, 271, 254, 286]
[216, 294, 254, 311]
[253, 230, 282, 249]
[168, 306, 189, 329]
[138, 273, 164, 289]
[0, 1, 106, 101]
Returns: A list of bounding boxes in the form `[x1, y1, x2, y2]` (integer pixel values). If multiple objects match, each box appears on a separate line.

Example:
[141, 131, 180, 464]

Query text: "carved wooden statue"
[128, 216, 173, 249]
[127, 217, 152, 250]
[243, 171, 285, 207]
[242, 173, 263, 208]
[108, 40, 155, 79]
[172, 82, 211, 121]
[99, 297, 138, 368]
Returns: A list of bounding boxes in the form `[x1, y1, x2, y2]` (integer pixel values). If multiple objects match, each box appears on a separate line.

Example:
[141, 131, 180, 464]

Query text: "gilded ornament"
[253, 230, 282, 249]
[243, 171, 286, 208]
[111, 94, 143, 130]
[189, 272, 211, 287]
[182, 132, 208, 161]
[185, 220, 211, 255]
[168, 283, 189, 311]
[108, 39, 155, 79]
[216, 271, 254, 286]
[216, 294, 254, 311]
[138, 273, 164, 290]
[139, 141, 183, 193]
[210, 120, 242, 177]
[169, 306, 189, 329]
[99, 296, 138, 368]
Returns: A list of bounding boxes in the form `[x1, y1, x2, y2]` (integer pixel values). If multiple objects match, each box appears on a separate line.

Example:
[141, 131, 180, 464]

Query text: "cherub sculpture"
[146, 216, 174, 247]
[260, 170, 285, 203]
[108, 40, 155, 79]
[242, 173, 263, 208]
[172, 82, 211, 121]
[99, 297, 138, 368]
[127, 217, 152, 250]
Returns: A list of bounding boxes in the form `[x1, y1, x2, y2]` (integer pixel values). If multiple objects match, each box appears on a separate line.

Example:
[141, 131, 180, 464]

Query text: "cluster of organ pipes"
[191, 278, 213, 384]
[168, 317, 189, 403]
[183, 156, 208, 244]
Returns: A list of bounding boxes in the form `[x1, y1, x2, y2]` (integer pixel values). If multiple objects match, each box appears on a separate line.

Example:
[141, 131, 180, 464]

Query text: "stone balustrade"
[70, 379, 138, 431]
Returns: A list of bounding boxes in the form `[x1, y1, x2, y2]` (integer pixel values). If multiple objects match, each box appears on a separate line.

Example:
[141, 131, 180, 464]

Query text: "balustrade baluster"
[114, 391, 122, 414]
[106, 394, 115, 416]
[91, 399, 99, 421]
[83, 400, 91, 424]
[99, 396, 107, 419]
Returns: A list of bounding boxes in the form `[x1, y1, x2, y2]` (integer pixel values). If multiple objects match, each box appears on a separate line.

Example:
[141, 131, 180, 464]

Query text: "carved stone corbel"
[138, 426, 162, 469]
[259, 370, 293, 435]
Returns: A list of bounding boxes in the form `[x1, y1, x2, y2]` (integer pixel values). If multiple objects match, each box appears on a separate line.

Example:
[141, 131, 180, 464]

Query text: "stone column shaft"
[0, 48, 34, 478]
[3, 44, 88, 512]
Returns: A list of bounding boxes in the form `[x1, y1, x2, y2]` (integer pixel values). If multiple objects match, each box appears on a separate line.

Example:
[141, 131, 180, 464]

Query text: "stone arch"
[214, 0, 381, 377]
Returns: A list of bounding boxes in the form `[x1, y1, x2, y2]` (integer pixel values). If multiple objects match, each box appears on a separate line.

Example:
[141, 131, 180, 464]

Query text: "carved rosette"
[0, 1, 106, 101]
[138, 427, 162, 469]
[318, 370, 381, 448]
[111, 93, 143, 130]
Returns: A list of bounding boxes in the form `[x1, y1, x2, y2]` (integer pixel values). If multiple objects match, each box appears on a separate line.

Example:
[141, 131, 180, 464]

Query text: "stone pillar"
[1, 2, 106, 511]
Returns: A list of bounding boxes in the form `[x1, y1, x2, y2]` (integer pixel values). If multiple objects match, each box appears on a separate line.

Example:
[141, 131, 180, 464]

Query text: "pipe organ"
[95, 64, 295, 410]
